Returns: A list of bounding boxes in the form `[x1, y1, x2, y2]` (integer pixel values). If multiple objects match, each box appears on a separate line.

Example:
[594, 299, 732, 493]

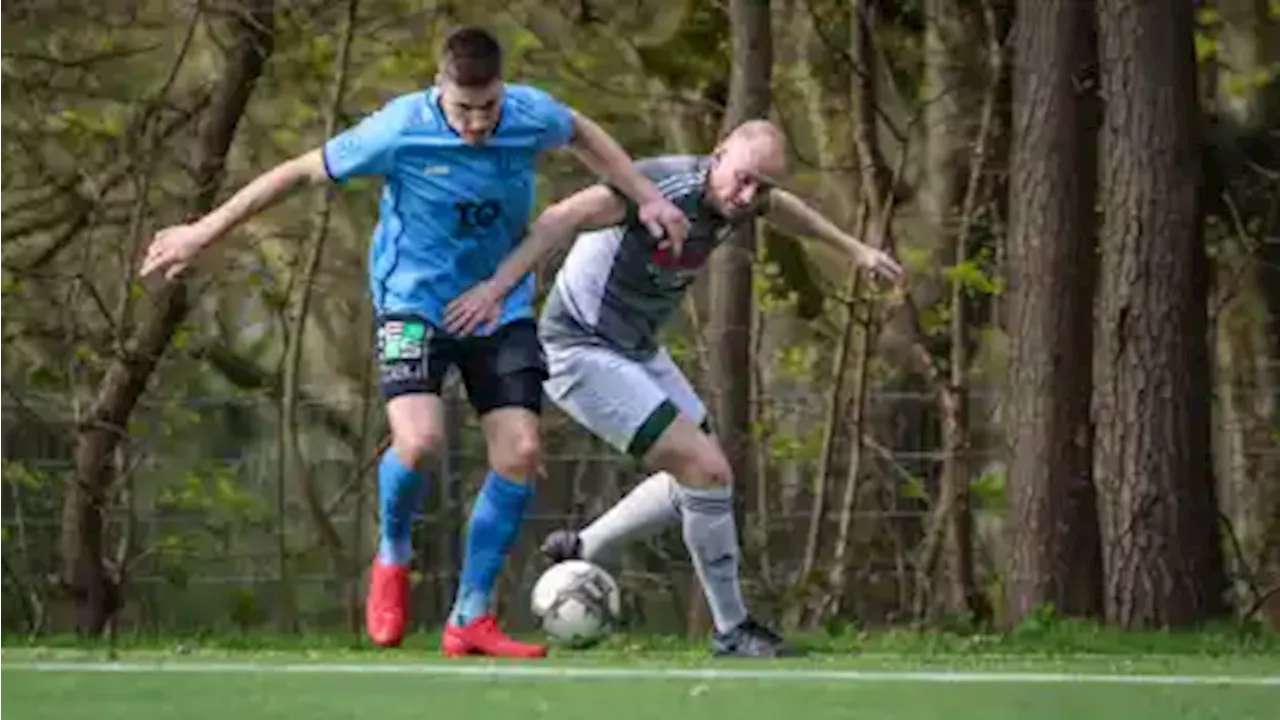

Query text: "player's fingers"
[446, 305, 475, 334]
[660, 221, 684, 256]
[140, 250, 167, 277]
[464, 302, 495, 335]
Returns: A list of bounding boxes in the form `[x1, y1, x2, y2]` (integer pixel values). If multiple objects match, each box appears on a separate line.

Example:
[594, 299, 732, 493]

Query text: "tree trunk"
[59, 0, 276, 635]
[1092, 0, 1228, 627]
[1004, 0, 1104, 626]
[712, 0, 772, 512]
[696, 0, 772, 636]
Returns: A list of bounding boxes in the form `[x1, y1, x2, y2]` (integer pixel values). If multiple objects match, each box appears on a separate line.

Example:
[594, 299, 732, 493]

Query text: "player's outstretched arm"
[765, 188, 905, 284]
[140, 150, 330, 280]
[443, 184, 627, 336]
[563, 112, 689, 251]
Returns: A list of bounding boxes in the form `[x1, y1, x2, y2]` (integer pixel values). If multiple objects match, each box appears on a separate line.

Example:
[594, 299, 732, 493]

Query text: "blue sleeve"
[525, 88, 576, 152]
[322, 97, 411, 181]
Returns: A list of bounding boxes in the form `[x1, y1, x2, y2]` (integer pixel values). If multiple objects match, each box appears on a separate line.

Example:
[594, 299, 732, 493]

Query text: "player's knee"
[392, 428, 444, 470]
[694, 446, 734, 488]
[490, 427, 542, 480]
[668, 442, 733, 489]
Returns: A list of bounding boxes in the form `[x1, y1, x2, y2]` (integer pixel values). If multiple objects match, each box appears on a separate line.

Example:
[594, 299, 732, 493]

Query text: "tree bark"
[60, 0, 276, 635]
[1004, 0, 1104, 626]
[696, 0, 771, 636]
[711, 0, 772, 510]
[1092, 0, 1228, 627]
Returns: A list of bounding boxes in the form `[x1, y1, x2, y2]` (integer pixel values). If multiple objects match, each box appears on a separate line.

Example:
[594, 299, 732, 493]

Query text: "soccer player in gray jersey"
[445, 120, 902, 656]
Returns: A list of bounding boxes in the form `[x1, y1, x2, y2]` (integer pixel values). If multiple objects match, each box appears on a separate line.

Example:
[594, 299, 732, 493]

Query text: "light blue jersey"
[322, 84, 575, 334]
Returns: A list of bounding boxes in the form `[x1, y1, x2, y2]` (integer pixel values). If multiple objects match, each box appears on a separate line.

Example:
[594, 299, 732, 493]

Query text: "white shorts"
[543, 340, 708, 457]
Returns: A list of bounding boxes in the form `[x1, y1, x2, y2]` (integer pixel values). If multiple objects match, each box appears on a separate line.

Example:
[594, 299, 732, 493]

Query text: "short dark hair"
[441, 26, 503, 87]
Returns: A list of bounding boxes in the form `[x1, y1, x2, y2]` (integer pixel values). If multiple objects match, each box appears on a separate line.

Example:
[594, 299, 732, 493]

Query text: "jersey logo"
[423, 165, 450, 175]
[455, 200, 502, 236]
[646, 242, 713, 290]
[650, 242, 711, 270]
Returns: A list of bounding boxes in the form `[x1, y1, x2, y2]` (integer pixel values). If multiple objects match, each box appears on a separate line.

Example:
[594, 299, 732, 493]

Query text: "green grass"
[6, 616, 1280, 658]
[4, 625, 1279, 720]
[3, 668, 1277, 720]
[4, 650, 1279, 720]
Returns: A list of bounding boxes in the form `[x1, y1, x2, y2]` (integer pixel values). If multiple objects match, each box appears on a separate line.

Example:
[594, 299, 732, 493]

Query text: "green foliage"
[759, 230, 826, 320]
[970, 466, 1006, 510]
[157, 467, 267, 524]
[7, 619, 1277, 657]
[942, 248, 1004, 298]
[632, 0, 729, 93]
[901, 475, 928, 502]
[1, 461, 48, 490]
[1195, 3, 1280, 97]
[227, 589, 264, 630]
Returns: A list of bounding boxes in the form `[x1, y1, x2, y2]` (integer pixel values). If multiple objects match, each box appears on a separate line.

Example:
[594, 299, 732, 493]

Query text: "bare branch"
[1, 44, 163, 69]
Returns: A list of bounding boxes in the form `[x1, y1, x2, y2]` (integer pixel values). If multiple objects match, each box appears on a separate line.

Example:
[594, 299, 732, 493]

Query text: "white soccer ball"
[530, 560, 622, 647]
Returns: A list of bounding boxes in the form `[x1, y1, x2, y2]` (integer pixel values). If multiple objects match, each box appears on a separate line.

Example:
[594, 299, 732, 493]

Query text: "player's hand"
[445, 279, 505, 336]
[638, 197, 689, 258]
[857, 246, 905, 284]
[140, 224, 210, 280]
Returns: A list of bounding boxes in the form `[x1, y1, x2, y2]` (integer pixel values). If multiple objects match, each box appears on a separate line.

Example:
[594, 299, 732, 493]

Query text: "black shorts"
[375, 313, 546, 415]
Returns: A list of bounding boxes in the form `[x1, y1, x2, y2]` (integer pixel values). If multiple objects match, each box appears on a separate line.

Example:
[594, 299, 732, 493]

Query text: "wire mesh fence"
[3, 382, 1276, 635]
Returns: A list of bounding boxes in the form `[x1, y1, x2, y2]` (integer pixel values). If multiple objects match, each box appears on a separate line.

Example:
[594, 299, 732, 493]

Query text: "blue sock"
[378, 448, 427, 566]
[448, 471, 532, 626]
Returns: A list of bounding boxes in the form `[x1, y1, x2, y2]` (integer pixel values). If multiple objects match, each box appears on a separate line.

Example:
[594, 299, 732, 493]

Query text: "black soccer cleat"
[540, 529, 584, 564]
[712, 617, 800, 658]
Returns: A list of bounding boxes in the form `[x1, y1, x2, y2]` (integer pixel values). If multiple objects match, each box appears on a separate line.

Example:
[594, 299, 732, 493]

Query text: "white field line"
[4, 660, 1279, 686]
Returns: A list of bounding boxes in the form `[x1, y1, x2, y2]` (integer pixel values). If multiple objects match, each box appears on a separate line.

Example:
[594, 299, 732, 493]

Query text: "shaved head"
[725, 120, 786, 153]
[705, 119, 789, 217]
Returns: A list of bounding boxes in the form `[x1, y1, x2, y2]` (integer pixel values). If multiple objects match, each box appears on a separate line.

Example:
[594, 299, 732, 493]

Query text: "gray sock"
[674, 483, 749, 634]
[579, 471, 682, 562]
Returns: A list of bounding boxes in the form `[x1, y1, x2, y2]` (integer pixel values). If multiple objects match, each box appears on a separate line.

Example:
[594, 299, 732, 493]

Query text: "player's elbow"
[545, 186, 627, 233]
[531, 200, 584, 241]
[288, 149, 332, 186]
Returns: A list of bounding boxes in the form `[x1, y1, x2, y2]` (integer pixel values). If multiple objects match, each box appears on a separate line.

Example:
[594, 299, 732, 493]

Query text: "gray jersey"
[540, 155, 757, 359]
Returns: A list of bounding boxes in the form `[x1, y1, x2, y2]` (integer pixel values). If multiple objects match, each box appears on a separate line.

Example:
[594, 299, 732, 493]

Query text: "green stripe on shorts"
[626, 400, 680, 459]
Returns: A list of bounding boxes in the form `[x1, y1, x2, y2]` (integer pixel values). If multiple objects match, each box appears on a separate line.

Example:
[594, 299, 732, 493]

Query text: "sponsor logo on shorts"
[378, 319, 427, 361]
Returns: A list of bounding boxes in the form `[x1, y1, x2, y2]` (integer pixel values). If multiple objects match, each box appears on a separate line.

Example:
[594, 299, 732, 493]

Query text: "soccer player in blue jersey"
[139, 26, 689, 658]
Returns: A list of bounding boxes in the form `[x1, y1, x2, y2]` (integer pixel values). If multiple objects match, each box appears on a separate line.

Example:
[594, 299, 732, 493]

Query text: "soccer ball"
[530, 559, 622, 647]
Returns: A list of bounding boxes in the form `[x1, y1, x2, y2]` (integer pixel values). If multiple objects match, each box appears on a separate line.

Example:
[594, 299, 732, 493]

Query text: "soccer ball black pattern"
[530, 560, 622, 648]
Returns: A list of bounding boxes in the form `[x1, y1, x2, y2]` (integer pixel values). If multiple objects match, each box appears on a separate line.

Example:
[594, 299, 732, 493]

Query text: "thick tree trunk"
[695, 0, 772, 636]
[59, 0, 276, 635]
[1092, 0, 1228, 627]
[1004, 0, 1104, 626]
